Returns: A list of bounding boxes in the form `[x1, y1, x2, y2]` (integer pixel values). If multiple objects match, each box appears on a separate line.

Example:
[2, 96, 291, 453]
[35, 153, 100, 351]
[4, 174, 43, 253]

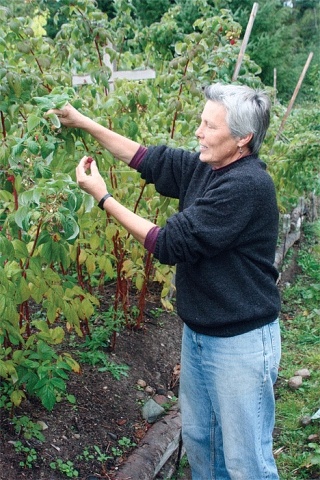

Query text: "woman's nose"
[195, 126, 203, 138]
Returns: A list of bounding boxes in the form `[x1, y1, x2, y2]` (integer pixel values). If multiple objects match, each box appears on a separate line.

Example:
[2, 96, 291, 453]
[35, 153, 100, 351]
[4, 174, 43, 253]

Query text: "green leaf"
[11, 142, 24, 157]
[60, 213, 79, 241]
[65, 134, 75, 156]
[12, 239, 29, 259]
[14, 206, 30, 230]
[0, 237, 15, 259]
[16, 277, 30, 303]
[0, 294, 6, 317]
[50, 377, 66, 392]
[11, 389, 26, 407]
[40, 142, 55, 159]
[27, 115, 41, 132]
[39, 384, 56, 411]
[46, 113, 61, 128]
[90, 233, 100, 250]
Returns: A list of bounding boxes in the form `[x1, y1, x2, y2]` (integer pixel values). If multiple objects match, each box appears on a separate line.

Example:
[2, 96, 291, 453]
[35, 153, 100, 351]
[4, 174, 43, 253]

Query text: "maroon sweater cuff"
[129, 145, 148, 169]
[144, 226, 161, 253]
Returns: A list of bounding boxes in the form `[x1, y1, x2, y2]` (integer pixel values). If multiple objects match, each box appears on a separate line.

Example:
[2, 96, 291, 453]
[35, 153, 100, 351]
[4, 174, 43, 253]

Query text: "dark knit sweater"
[138, 145, 281, 337]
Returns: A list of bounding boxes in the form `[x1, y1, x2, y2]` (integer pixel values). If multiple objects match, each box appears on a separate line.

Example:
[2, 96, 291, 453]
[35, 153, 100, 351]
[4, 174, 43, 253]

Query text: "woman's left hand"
[76, 156, 108, 201]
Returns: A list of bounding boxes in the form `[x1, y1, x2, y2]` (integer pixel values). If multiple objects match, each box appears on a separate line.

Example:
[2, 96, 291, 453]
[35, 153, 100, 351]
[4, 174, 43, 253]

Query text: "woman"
[48, 83, 281, 480]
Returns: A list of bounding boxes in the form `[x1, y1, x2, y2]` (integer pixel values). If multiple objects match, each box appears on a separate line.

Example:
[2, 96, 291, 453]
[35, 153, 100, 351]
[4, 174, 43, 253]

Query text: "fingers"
[45, 103, 73, 119]
[76, 156, 98, 178]
[79, 155, 96, 170]
[76, 156, 90, 175]
[76, 156, 107, 200]
[45, 108, 63, 117]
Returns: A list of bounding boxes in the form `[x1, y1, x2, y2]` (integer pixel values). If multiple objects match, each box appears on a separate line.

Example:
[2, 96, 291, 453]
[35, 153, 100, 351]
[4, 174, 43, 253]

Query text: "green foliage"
[12, 415, 45, 442]
[0, 0, 318, 425]
[132, 0, 171, 27]
[111, 436, 137, 457]
[72, 306, 130, 380]
[275, 222, 320, 479]
[0, 338, 81, 411]
[50, 458, 79, 478]
[266, 105, 320, 210]
[221, 0, 319, 102]
[14, 441, 38, 469]
[78, 444, 112, 463]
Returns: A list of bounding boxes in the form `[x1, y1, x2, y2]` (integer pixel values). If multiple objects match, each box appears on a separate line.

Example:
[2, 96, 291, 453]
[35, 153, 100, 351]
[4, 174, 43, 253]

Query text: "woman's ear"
[238, 133, 253, 148]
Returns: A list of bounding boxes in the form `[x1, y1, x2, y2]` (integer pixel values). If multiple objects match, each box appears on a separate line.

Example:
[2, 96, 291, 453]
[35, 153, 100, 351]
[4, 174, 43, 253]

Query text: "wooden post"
[72, 42, 156, 90]
[273, 52, 314, 143]
[273, 68, 277, 105]
[274, 198, 305, 270]
[232, 2, 259, 82]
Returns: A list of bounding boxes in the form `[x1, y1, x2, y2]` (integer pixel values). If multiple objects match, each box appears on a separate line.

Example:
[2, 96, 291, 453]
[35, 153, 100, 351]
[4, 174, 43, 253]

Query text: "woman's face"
[195, 100, 241, 169]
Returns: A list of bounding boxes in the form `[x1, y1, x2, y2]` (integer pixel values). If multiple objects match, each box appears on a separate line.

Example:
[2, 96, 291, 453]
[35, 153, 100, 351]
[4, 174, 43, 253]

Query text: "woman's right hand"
[76, 156, 108, 201]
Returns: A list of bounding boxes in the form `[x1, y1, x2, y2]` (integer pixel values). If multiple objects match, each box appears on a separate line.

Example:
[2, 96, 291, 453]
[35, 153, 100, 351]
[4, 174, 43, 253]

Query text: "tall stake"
[273, 52, 314, 144]
[232, 2, 259, 82]
[273, 68, 277, 106]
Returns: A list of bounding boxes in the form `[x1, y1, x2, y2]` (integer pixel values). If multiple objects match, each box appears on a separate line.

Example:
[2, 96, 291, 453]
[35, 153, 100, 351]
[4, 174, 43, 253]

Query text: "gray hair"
[204, 83, 271, 155]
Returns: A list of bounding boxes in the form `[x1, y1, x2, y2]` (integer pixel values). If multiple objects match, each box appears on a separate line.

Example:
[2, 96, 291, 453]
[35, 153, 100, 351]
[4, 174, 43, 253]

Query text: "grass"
[274, 220, 320, 480]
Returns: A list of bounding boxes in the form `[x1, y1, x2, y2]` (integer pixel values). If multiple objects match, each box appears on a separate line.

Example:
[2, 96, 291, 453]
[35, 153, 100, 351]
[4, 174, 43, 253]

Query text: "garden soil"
[0, 251, 302, 480]
[0, 283, 189, 480]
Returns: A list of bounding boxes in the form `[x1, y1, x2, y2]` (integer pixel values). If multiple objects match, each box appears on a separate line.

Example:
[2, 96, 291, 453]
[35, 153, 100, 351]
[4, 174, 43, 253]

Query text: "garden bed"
[0, 284, 185, 480]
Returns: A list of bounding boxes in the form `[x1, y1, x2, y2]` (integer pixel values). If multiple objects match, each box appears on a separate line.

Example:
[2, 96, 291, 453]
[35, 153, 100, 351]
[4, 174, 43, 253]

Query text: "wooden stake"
[232, 2, 259, 82]
[273, 52, 314, 143]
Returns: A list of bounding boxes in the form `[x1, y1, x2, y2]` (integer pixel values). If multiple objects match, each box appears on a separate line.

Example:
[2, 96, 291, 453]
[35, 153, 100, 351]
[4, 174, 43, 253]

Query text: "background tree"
[2, 0, 317, 102]
[223, 0, 319, 101]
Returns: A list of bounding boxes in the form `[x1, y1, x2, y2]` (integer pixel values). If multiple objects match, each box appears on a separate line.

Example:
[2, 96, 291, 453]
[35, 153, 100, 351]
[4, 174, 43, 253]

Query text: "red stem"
[0, 111, 6, 139]
[135, 208, 159, 328]
[133, 182, 146, 214]
[170, 58, 190, 139]
[76, 244, 85, 289]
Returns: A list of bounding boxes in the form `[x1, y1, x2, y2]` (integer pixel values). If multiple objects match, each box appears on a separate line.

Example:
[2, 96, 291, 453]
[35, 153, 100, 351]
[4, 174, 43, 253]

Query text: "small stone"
[300, 415, 312, 427]
[145, 385, 154, 395]
[288, 375, 303, 389]
[136, 391, 145, 400]
[141, 399, 165, 423]
[294, 368, 311, 378]
[73, 433, 80, 439]
[156, 386, 167, 395]
[36, 421, 48, 431]
[153, 394, 168, 406]
[137, 379, 147, 388]
[311, 408, 320, 420]
[108, 432, 117, 440]
[308, 434, 319, 441]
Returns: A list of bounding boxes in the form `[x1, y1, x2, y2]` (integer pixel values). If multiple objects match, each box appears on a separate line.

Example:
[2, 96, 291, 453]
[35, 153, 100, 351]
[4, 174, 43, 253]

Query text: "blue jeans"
[180, 320, 281, 480]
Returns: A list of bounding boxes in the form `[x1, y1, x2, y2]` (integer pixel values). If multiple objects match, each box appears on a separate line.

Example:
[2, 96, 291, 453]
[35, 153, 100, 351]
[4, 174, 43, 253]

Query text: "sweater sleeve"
[153, 168, 278, 266]
[129, 145, 148, 170]
[144, 226, 161, 253]
[137, 145, 199, 199]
